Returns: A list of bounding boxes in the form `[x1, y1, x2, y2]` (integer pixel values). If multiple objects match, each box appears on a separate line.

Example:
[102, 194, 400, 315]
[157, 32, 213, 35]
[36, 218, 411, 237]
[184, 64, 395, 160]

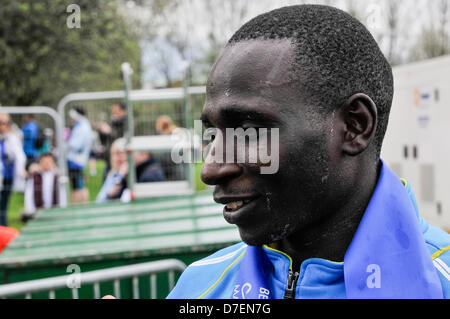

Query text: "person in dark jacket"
[134, 151, 166, 183]
[98, 103, 127, 181]
[106, 150, 166, 200]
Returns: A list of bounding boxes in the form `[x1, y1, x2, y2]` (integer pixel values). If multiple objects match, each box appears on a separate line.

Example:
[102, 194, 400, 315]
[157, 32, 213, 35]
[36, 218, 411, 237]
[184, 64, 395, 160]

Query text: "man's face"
[201, 39, 343, 246]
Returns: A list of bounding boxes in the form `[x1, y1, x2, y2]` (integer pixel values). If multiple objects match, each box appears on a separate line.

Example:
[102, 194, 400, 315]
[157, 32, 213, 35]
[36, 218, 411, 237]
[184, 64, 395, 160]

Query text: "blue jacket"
[22, 121, 38, 158]
[167, 164, 450, 299]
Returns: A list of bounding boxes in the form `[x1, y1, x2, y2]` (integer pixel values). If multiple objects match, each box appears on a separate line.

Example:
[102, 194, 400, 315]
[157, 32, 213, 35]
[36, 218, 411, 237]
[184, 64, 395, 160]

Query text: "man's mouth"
[214, 195, 261, 224]
[224, 199, 254, 212]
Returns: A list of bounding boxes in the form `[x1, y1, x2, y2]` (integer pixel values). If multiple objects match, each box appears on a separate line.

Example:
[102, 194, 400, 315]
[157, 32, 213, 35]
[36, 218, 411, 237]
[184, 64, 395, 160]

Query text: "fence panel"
[0, 259, 186, 299]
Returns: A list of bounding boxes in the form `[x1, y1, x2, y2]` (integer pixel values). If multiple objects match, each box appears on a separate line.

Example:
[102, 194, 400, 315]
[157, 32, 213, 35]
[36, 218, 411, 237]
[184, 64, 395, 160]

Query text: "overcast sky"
[122, 0, 445, 87]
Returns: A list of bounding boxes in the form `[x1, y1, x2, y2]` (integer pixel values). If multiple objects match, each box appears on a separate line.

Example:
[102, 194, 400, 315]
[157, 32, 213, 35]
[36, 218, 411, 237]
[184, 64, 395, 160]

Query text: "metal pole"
[182, 61, 192, 130]
[0, 106, 67, 207]
[121, 63, 136, 199]
[181, 62, 195, 191]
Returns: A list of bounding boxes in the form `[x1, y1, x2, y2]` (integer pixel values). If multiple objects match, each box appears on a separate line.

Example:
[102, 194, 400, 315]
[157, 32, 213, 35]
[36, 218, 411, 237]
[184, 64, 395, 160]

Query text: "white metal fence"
[0, 259, 186, 299]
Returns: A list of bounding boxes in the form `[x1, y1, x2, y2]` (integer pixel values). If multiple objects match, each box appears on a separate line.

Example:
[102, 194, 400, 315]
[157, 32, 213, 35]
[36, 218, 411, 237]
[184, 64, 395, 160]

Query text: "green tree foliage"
[0, 0, 141, 107]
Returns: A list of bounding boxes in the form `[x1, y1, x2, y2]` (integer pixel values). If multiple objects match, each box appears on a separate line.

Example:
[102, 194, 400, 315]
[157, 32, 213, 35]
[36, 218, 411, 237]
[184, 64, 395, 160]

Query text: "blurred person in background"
[21, 114, 40, 169]
[23, 153, 66, 221]
[67, 107, 92, 204]
[156, 115, 178, 135]
[98, 102, 128, 181]
[0, 113, 26, 226]
[106, 148, 166, 201]
[155, 115, 185, 181]
[37, 128, 53, 156]
[96, 138, 127, 203]
[133, 151, 166, 183]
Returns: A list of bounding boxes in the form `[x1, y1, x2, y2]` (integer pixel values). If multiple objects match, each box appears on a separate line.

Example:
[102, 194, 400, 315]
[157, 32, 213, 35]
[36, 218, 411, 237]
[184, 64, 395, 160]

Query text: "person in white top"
[66, 107, 92, 204]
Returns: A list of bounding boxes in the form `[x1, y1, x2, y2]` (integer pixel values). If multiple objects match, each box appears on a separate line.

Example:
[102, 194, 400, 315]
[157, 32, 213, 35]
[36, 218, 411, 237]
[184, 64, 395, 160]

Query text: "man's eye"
[238, 125, 261, 140]
[205, 127, 218, 142]
[239, 122, 263, 131]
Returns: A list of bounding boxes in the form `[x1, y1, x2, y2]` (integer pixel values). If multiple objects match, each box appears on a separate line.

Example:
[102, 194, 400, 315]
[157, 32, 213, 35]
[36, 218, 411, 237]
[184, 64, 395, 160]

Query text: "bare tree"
[118, 0, 175, 42]
[203, 0, 250, 62]
[387, 1, 399, 63]
[437, 0, 450, 55]
[409, 0, 450, 61]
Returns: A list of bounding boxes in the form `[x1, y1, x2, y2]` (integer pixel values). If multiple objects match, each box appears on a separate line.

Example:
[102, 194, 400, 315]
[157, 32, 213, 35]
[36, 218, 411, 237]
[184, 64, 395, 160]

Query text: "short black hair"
[229, 5, 393, 156]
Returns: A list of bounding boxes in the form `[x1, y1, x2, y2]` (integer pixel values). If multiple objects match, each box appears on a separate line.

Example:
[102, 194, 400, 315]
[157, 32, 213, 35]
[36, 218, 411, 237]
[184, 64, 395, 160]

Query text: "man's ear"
[341, 93, 377, 156]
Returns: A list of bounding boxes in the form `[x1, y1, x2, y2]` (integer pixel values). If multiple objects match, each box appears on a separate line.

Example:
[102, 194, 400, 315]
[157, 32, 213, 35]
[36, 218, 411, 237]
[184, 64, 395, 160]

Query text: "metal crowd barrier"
[0, 259, 186, 299]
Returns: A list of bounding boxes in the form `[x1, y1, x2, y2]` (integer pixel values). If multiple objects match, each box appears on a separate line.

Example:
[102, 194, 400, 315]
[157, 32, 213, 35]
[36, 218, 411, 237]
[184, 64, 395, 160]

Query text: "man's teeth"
[226, 201, 244, 211]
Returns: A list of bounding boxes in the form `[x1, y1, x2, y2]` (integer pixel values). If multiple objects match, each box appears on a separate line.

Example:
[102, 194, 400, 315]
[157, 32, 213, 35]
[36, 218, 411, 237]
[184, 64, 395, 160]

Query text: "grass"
[7, 192, 25, 231]
[85, 159, 106, 202]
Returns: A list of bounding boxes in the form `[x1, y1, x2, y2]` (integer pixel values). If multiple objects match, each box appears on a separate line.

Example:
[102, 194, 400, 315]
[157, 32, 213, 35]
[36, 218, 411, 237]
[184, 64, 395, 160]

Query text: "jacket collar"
[343, 159, 442, 298]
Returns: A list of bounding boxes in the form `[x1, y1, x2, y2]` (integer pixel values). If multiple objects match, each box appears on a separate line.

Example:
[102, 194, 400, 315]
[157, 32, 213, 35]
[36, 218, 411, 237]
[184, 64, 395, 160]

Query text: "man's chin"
[238, 222, 296, 247]
[238, 228, 279, 247]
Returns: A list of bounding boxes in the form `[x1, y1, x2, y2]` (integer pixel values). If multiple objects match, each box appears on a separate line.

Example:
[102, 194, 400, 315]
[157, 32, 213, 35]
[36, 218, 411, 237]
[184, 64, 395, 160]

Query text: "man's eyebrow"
[220, 105, 278, 124]
[200, 104, 280, 128]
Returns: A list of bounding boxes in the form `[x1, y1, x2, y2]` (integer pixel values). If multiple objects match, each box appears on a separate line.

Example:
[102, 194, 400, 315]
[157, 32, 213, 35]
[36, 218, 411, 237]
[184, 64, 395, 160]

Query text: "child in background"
[22, 153, 66, 221]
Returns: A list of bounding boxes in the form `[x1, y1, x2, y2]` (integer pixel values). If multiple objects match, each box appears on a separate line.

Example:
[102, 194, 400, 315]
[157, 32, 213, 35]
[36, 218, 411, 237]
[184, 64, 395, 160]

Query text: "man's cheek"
[231, 128, 280, 175]
[257, 128, 280, 175]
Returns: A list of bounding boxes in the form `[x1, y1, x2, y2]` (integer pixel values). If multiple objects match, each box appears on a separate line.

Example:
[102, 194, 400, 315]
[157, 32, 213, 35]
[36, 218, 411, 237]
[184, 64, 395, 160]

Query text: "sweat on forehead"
[207, 39, 296, 96]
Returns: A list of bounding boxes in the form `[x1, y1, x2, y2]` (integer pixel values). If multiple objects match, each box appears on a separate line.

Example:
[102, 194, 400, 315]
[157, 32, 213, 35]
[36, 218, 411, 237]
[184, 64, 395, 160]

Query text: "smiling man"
[167, 5, 450, 299]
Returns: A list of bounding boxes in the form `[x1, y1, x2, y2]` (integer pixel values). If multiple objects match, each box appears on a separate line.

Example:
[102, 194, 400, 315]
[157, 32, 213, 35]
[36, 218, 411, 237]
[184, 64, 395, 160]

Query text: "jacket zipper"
[263, 245, 300, 299]
[283, 270, 300, 299]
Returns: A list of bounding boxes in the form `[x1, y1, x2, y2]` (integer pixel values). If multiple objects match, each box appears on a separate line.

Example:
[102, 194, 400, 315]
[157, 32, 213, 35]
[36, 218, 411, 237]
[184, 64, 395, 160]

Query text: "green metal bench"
[0, 191, 240, 299]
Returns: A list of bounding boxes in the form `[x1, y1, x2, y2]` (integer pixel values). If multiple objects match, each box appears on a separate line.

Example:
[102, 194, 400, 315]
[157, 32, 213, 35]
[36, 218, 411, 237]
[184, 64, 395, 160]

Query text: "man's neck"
[278, 161, 380, 271]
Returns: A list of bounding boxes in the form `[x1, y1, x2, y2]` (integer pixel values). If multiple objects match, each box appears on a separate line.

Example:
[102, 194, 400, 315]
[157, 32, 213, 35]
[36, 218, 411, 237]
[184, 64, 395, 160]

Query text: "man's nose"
[201, 161, 243, 186]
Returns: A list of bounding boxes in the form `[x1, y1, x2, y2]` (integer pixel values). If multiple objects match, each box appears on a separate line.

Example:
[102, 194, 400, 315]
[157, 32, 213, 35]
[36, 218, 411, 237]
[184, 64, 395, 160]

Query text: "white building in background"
[382, 54, 450, 230]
